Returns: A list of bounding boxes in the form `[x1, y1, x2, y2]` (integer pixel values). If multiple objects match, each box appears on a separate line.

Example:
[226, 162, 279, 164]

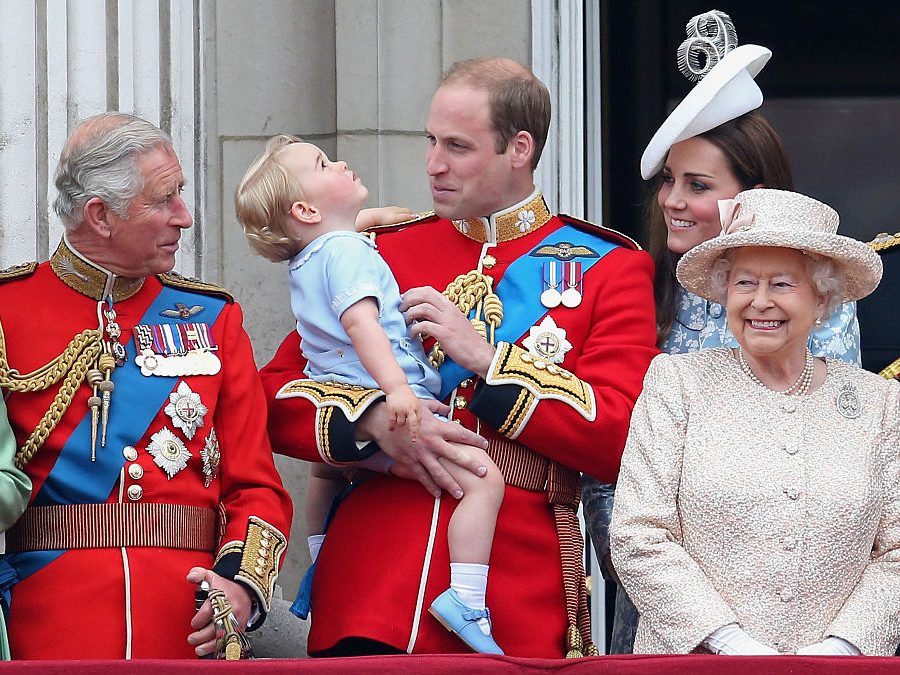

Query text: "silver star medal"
[201, 427, 221, 488]
[164, 381, 208, 439]
[522, 316, 572, 364]
[147, 427, 192, 479]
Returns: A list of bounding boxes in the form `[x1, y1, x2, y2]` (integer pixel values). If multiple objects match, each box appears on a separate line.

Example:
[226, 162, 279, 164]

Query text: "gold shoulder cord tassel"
[0, 320, 104, 468]
[565, 623, 584, 658]
[429, 270, 504, 368]
[207, 588, 253, 660]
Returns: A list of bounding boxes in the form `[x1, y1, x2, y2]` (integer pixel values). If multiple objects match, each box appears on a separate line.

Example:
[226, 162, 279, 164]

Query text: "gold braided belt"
[486, 437, 548, 491]
[6, 503, 217, 552]
[0, 320, 105, 469]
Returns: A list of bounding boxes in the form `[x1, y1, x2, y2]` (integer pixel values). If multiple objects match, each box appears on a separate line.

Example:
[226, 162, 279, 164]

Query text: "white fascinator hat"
[640, 9, 772, 180]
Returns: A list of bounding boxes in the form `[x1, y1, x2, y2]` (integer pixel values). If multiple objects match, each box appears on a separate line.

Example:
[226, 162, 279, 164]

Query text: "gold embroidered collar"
[452, 191, 552, 244]
[50, 236, 144, 302]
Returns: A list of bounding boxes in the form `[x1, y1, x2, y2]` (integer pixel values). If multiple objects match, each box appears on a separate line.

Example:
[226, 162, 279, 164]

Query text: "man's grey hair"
[53, 112, 174, 229]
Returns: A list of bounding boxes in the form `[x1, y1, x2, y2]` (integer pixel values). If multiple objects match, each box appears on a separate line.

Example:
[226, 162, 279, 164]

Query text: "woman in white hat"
[582, 9, 860, 654]
[609, 188, 899, 656]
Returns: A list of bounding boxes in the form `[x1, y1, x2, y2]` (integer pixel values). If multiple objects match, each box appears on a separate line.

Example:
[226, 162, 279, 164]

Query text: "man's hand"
[186, 567, 253, 657]
[402, 286, 496, 378]
[358, 398, 488, 498]
[385, 385, 422, 441]
[355, 206, 414, 232]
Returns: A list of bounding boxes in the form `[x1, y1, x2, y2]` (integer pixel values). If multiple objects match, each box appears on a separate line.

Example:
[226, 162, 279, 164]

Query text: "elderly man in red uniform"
[0, 113, 292, 659]
[261, 57, 657, 658]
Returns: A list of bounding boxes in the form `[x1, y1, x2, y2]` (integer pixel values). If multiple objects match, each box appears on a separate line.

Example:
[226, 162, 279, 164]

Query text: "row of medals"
[540, 261, 582, 308]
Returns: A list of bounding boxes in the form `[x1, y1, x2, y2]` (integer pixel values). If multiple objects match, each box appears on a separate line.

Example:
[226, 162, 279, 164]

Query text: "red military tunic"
[261, 192, 658, 657]
[0, 239, 292, 659]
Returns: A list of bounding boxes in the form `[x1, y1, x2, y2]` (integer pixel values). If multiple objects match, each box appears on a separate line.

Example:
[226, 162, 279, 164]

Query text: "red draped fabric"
[2, 655, 897, 673]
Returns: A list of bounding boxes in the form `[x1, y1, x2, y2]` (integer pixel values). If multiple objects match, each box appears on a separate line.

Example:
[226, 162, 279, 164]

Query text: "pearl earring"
[814, 317, 822, 326]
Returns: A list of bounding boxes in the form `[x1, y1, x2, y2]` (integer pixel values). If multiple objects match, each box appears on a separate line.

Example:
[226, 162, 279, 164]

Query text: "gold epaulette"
[558, 214, 642, 251]
[363, 211, 438, 239]
[868, 232, 900, 252]
[0, 261, 38, 283]
[879, 356, 900, 381]
[157, 272, 234, 303]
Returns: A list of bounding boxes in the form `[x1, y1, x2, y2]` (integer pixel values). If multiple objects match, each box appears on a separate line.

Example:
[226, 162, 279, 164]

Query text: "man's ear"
[290, 200, 321, 225]
[82, 197, 114, 238]
[509, 130, 535, 170]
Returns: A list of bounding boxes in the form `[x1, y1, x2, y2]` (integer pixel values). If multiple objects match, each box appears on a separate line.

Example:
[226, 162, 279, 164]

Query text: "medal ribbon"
[5, 285, 227, 582]
[438, 224, 616, 399]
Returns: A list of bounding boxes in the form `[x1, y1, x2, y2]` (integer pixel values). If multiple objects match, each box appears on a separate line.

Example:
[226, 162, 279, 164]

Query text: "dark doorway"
[599, 0, 900, 244]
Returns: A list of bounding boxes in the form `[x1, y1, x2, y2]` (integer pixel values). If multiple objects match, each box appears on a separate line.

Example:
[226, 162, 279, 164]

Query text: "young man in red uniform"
[0, 113, 292, 659]
[260, 57, 658, 658]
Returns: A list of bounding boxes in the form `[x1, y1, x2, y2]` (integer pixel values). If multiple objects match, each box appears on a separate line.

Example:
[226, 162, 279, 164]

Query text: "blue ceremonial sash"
[4, 285, 226, 582]
[437, 224, 617, 399]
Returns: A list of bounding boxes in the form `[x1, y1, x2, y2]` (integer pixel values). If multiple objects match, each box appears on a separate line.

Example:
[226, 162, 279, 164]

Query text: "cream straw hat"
[676, 188, 883, 302]
[641, 10, 771, 180]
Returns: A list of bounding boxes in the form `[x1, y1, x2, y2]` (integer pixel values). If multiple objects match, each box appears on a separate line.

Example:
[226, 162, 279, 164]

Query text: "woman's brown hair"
[648, 111, 794, 346]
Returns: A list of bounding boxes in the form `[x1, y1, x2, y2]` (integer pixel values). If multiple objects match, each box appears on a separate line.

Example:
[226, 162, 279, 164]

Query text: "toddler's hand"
[355, 206, 414, 232]
[385, 386, 422, 441]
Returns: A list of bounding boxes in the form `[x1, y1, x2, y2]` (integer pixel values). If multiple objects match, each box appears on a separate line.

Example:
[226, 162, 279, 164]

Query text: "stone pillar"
[0, 0, 205, 278]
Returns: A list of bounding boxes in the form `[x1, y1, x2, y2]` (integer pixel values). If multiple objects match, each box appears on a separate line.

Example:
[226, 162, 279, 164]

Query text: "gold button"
[128, 464, 144, 480]
[123, 446, 138, 461]
[482, 254, 497, 269]
[454, 396, 468, 409]
[127, 485, 143, 501]
[459, 379, 472, 389]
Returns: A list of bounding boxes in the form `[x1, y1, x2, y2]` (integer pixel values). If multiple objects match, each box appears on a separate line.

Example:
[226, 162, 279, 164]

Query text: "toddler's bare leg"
[305, 463, 346, 535]
[438, 447, 504, 564]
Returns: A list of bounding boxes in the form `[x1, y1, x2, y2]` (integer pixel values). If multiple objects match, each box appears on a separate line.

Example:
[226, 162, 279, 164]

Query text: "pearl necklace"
[738, 347, 813, 396]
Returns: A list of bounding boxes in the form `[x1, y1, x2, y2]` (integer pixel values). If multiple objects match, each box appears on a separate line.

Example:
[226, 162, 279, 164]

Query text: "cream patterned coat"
[610, 349, 900, 655]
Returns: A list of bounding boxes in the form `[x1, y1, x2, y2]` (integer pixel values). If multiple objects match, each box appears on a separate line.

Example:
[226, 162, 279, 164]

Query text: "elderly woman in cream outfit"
[610, 188, 899, 656]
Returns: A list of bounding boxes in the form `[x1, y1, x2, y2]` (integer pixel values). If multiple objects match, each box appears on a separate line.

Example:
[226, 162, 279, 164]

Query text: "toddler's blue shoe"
[428, 588, 504, 655]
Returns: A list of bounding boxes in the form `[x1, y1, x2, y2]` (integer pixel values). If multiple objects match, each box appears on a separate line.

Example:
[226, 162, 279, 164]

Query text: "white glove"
[703, 623, 779, 655]
[797, 636, 860, 656]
